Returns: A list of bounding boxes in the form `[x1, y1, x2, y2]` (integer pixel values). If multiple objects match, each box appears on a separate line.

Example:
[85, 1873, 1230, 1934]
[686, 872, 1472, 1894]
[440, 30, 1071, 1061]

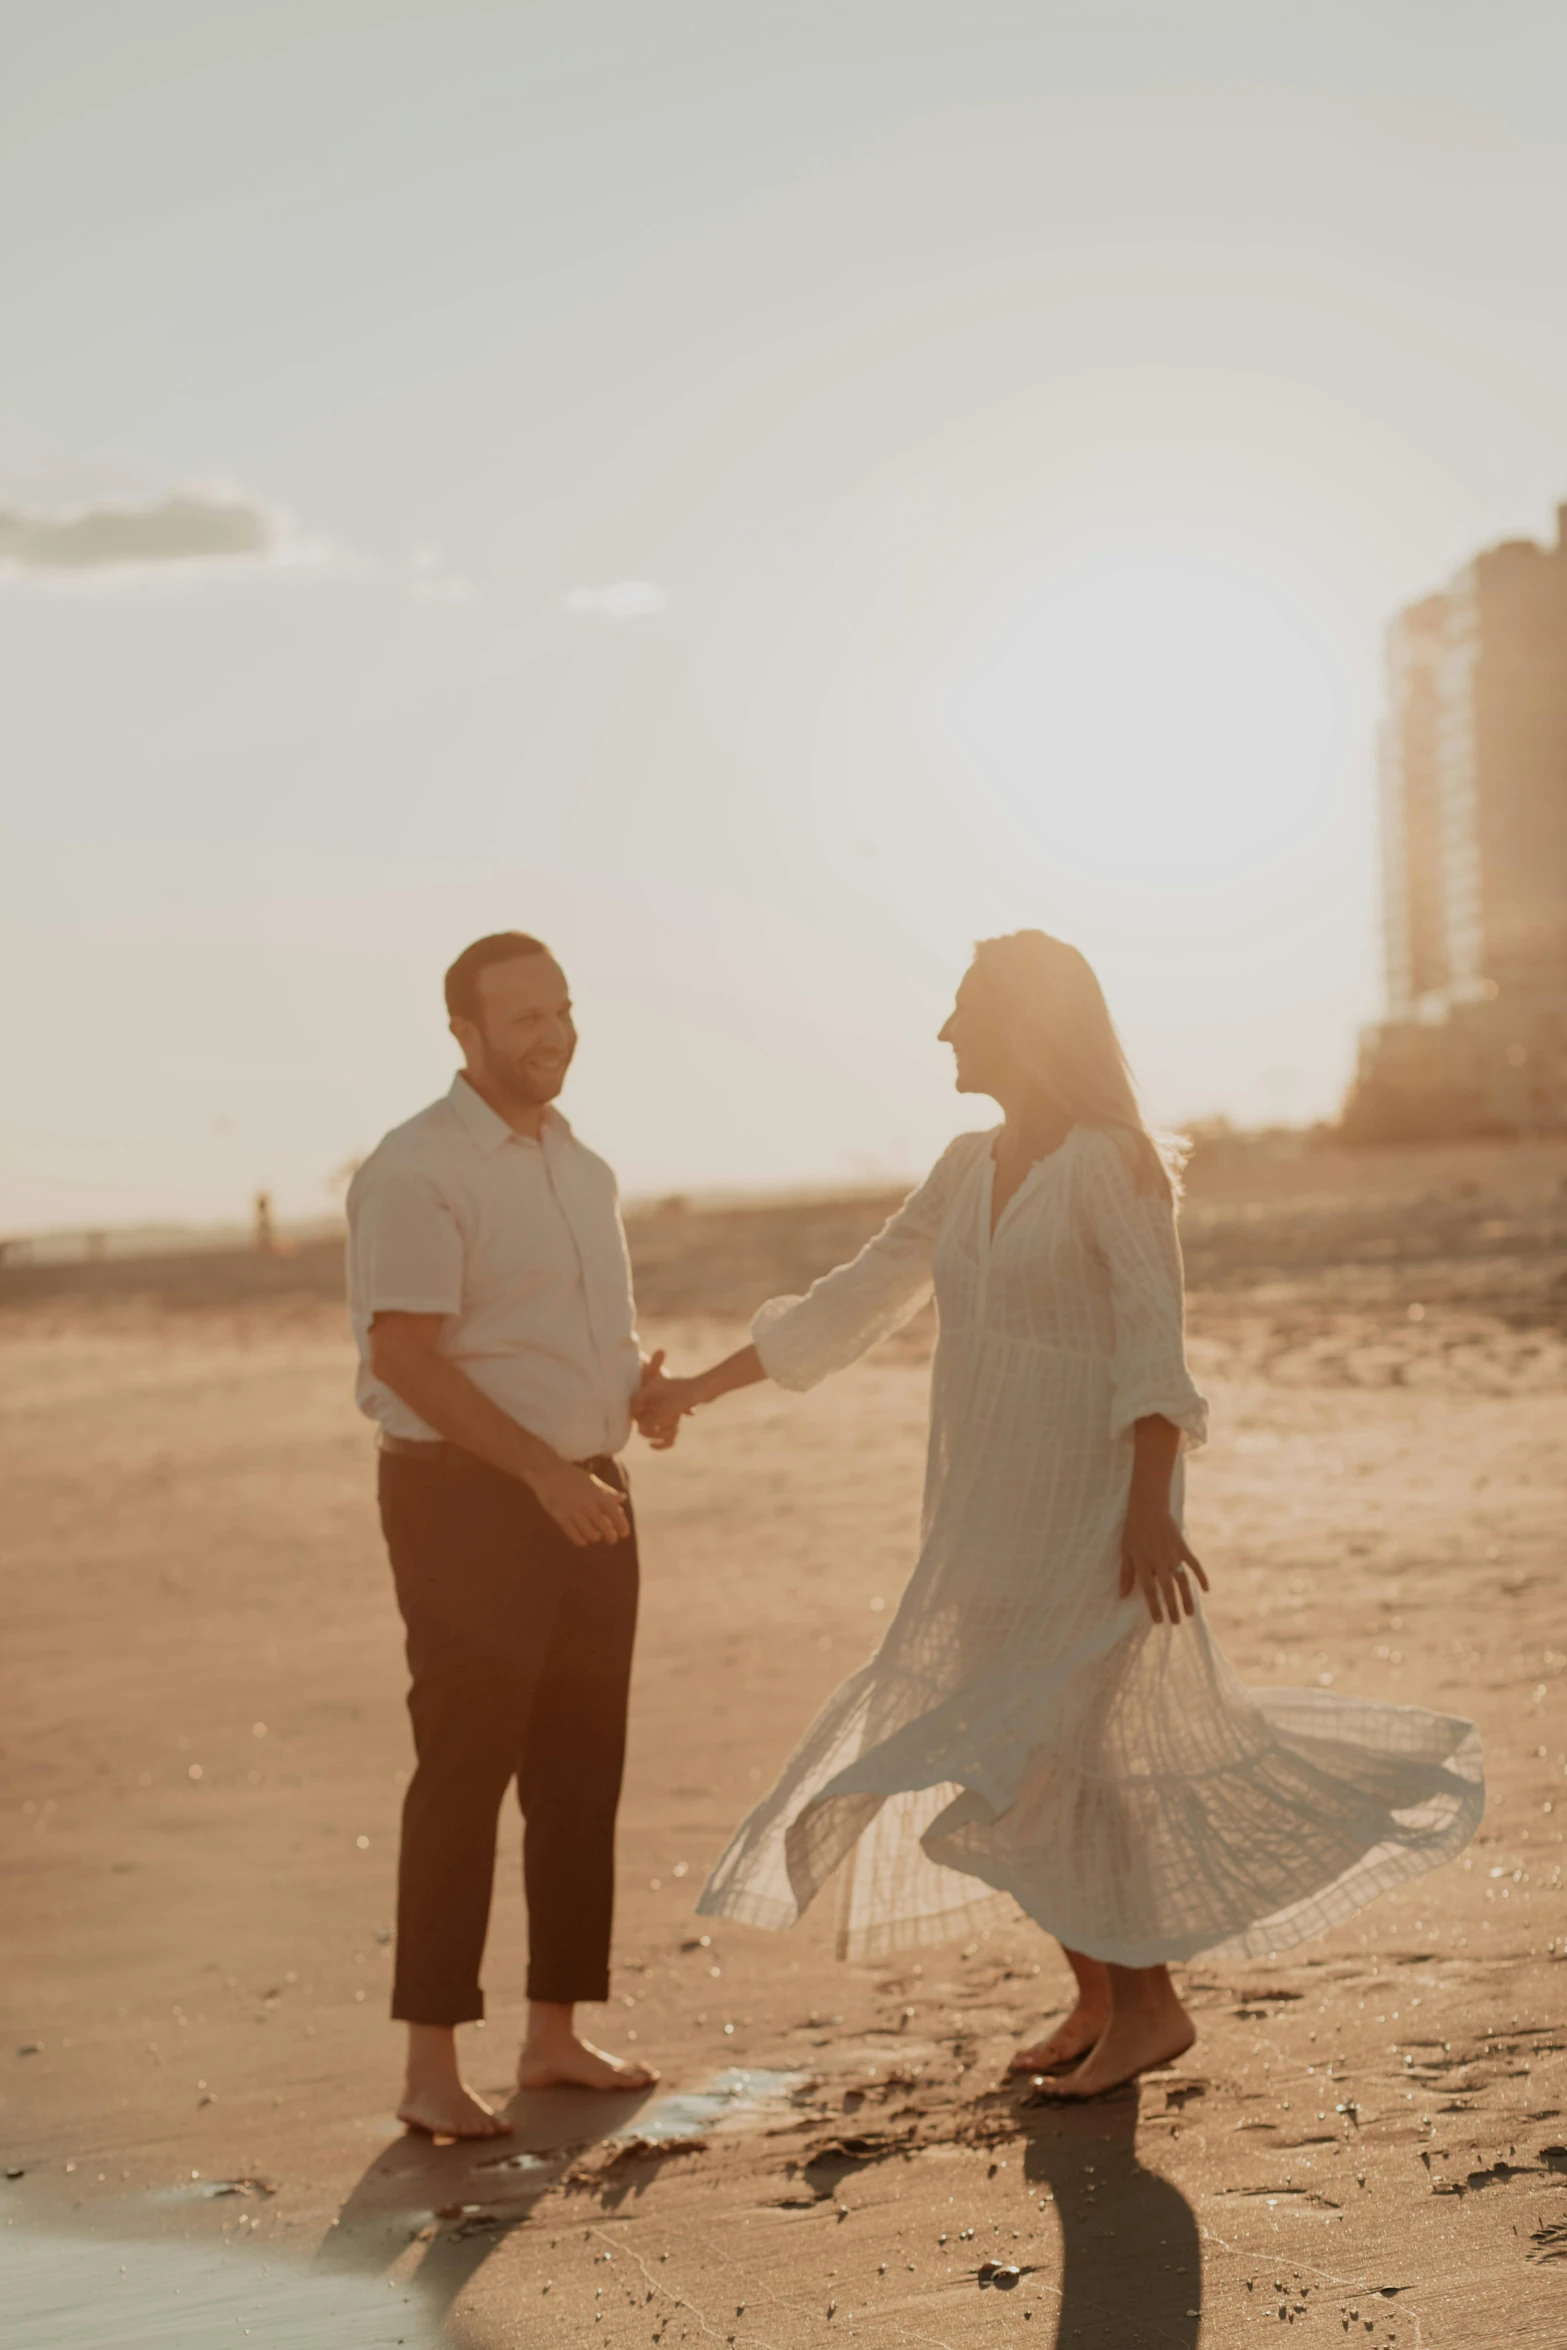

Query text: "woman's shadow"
[313, 2077, 656, 2331]
[1014, 2082, 1202, 2347]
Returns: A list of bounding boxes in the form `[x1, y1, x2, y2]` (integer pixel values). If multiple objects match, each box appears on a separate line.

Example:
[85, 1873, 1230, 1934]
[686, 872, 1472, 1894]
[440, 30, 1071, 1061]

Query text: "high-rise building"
[1379, 590, 1448, 1020]
[1344, 504, 1567, 1137]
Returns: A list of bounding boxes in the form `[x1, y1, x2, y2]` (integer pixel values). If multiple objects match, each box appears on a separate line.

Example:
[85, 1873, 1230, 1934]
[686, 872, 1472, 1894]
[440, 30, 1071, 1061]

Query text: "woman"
[637, 932, 1484, 2096]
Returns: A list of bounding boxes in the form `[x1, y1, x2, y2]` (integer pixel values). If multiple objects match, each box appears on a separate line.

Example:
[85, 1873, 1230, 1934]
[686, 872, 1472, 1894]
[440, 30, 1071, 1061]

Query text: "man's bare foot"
[517, 2033, 659, 2093]
[1007, 2000, 1113, 2076]
[1032, 2000, 1195, 2101]
[397, 2081, 511, 2139]
[397, 2023, 511, 2138]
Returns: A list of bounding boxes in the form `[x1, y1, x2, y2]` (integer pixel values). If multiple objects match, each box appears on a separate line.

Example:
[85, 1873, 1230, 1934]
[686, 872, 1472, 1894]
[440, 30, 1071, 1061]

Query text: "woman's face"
[938, 966, 1019, 1098]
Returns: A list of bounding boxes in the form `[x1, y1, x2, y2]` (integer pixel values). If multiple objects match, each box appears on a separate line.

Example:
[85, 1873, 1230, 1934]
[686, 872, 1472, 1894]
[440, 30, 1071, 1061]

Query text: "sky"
[5, 0, 1567, 1229]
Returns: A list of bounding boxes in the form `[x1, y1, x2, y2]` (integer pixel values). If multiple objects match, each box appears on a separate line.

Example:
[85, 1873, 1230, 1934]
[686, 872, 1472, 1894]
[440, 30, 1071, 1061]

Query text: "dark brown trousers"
[377, 1449, 638, 2025]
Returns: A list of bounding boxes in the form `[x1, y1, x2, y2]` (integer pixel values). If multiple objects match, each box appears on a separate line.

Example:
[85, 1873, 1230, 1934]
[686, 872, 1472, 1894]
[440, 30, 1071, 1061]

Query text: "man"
[347, 931, 663, 2138]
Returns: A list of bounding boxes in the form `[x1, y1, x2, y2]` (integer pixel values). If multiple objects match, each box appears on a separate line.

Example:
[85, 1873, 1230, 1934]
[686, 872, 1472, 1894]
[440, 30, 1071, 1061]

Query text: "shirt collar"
[447, 1073, 570, 1155]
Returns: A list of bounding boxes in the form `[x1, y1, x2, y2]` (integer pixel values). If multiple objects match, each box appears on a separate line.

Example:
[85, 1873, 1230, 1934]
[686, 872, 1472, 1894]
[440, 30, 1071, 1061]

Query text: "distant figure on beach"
[253, 1191, 276, 1254]
[347, 932, 663, 2139]
[637, 931, 1485, 2097]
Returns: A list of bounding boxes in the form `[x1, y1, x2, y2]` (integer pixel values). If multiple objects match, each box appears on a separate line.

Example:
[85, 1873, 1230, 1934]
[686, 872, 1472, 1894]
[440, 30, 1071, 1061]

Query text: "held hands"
[631, 1341, 761, 1449]
[1119, 1495, 1209, 1625]
[632, 1349, 706, 1451]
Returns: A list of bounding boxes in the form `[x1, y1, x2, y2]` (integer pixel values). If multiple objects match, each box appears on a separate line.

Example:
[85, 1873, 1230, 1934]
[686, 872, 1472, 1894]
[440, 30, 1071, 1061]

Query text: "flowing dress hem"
[696, 1863, 1020, 1961]
[694, 1883, 805, 1935]
[699, 1707, 1486, 1966]
[935, 1775, 1486, 1967]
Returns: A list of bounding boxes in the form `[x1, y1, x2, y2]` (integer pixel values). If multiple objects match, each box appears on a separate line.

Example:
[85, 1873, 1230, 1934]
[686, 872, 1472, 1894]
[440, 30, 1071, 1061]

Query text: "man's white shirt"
[347, 1075, 640, 1459]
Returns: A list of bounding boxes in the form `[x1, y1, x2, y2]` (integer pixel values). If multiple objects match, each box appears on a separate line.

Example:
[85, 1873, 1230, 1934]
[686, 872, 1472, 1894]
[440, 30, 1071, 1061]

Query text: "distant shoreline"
[5, 1129, 1565, 1331]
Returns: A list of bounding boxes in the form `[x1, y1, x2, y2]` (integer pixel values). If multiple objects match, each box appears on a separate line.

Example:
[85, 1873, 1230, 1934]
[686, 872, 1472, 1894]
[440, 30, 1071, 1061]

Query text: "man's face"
[456, 955, 577, 1106]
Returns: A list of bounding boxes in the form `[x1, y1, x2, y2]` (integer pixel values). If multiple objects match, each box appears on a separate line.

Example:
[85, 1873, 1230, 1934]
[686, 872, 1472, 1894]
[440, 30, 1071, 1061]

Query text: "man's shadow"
[315, 2079, 656, 2329]
[1015, 2083, 1202, 2348]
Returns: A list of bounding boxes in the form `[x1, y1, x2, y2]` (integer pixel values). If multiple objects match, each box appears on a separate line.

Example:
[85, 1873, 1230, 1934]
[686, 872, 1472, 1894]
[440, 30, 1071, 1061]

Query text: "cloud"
[0, 487, 333, 581]
[561, 579, 668, 619]
[406, 544, 475, 605]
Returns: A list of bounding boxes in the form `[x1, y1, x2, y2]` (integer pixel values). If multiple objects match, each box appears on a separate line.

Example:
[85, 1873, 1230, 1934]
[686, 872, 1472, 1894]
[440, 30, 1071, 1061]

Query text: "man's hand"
[1119, 1495, 1209, 1625]
[528, 1459, 631, 1548]
[369, 1311, 632, 1534]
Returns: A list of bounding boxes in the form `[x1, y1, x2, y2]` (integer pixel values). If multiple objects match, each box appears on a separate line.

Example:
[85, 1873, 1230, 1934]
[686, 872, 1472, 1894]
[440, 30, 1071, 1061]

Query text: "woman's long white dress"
[697, 1126, 1484, 1965]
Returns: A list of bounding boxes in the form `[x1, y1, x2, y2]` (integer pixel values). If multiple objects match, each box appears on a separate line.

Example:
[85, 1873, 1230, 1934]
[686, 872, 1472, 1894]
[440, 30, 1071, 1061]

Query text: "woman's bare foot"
[1032, 1999, 1195, 2100]
[517, 2031, 658, 2093]
[398, 2082, 511, 2139]
[1009, 1946, 1113, 2076]
[1008, 1998, 1113, 2076]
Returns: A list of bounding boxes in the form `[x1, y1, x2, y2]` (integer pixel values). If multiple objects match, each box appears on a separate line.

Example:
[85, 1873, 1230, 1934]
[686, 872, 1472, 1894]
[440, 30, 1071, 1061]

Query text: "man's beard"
[477, 1032, 572, 1109]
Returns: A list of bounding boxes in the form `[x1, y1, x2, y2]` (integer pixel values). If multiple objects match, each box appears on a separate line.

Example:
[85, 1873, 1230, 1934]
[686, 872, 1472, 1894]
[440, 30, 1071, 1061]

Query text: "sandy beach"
[3, 1137, 1566, 2348]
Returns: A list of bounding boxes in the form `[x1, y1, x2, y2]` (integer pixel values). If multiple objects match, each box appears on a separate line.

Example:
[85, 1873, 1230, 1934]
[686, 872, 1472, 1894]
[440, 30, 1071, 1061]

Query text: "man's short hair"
[444, 932, 553, 1024]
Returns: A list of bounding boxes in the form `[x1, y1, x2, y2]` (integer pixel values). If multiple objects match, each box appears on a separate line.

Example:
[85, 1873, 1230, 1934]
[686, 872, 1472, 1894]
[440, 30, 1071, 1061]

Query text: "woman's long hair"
[972, 930, 1183, 1201]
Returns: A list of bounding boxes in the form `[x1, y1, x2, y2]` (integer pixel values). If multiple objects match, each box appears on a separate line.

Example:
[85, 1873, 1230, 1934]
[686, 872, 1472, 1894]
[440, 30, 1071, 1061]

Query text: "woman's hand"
[633, 1352, 705, 1450]
[1119, 1494, 1209, 1625]
[632, 1343, 768, 1450]
[637, 1378, 708, 1450]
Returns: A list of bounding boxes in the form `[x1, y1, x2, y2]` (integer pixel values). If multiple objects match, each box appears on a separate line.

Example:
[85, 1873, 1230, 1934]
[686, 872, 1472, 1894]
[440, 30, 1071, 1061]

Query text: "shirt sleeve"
[349, 1167, 465, 1318]
[1080, 1129, 1208, 1451]
[751, 1135, 986, 1392]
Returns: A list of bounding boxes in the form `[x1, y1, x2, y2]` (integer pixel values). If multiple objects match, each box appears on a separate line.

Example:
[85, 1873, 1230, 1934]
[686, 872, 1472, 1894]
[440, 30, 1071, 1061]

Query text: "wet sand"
[3, 1145, 1566, 2347]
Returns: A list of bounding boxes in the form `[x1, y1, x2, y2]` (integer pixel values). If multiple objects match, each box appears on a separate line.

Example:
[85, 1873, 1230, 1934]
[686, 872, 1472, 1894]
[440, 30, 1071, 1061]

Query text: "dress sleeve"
[752, 1134, 987, 1392]
[1080, 1129, 1208, 1451]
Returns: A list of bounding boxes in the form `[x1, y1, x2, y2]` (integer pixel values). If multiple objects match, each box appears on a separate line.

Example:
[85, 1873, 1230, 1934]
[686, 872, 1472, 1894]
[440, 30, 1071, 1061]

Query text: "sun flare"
[954, 560, 1345, 879]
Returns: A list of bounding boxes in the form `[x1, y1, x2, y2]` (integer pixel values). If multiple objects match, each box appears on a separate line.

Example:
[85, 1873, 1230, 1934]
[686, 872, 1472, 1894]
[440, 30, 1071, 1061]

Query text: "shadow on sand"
[1017, 2083, 1202, 2348]
[315, 2078, 656, 2328]
[317, 2073, 1201, 2346]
